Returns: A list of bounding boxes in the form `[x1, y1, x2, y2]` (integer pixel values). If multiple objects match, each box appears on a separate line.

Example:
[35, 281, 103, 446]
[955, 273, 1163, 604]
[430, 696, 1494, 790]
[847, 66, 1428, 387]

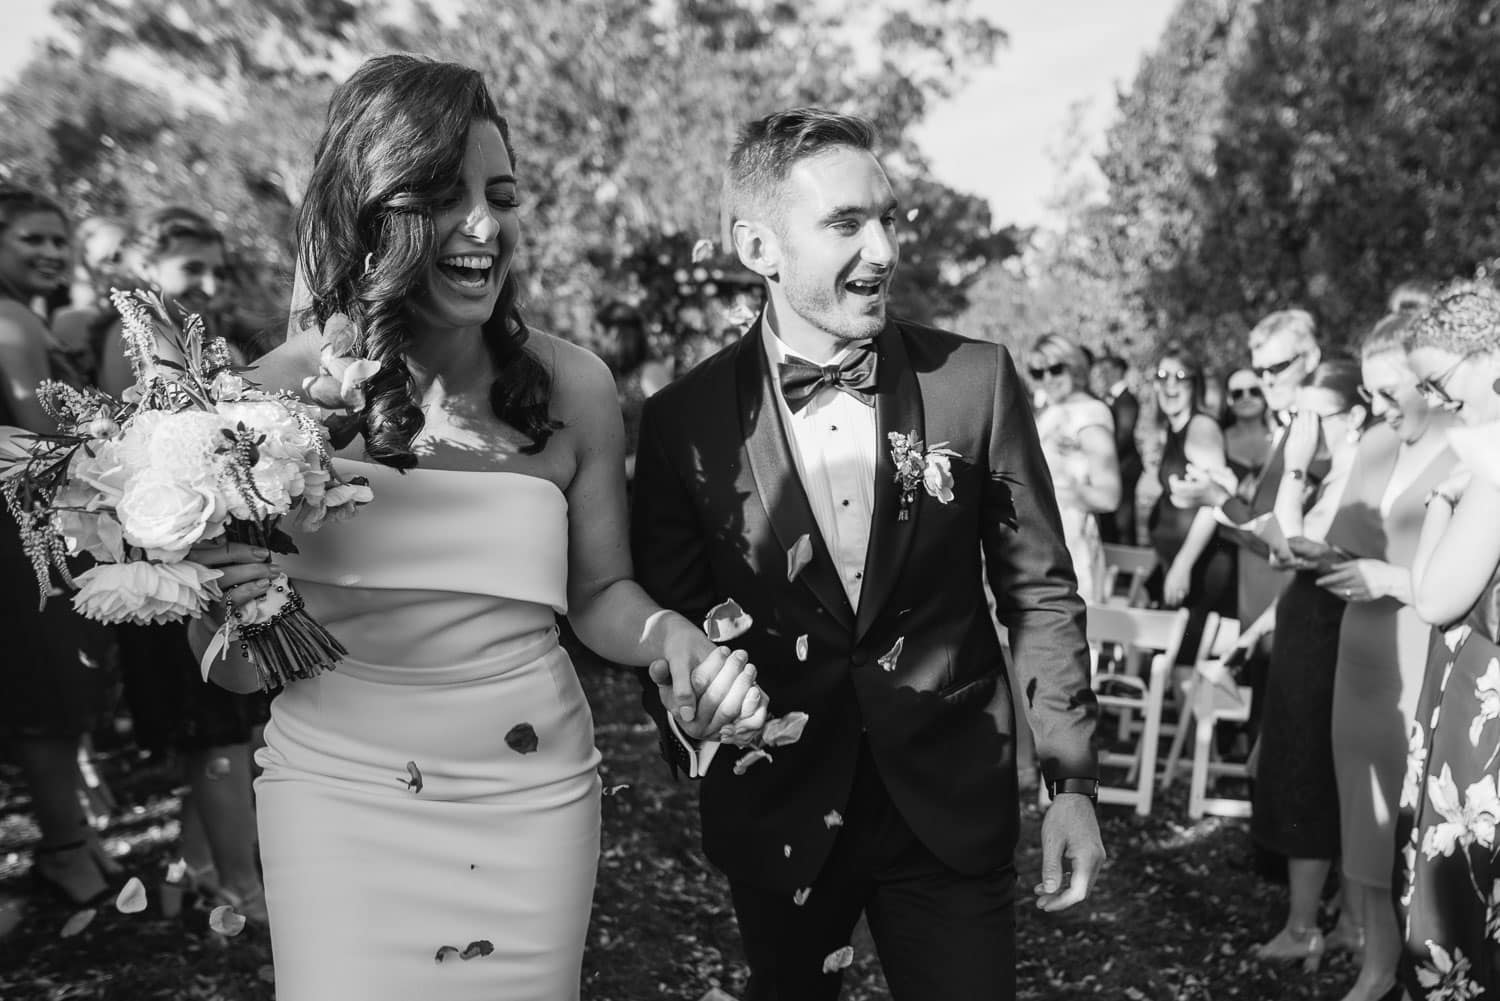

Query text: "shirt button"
[853, 571, 863, 580]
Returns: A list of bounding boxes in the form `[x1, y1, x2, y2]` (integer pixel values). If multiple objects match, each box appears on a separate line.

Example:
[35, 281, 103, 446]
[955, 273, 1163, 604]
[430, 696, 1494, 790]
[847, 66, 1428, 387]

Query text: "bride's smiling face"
[408, 120, 520, 335]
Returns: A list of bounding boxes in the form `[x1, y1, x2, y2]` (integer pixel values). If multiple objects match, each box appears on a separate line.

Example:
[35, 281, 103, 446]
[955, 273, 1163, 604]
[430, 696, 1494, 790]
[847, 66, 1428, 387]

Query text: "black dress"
[0, 360, 113, 739]
[1148, 414, 1236, 661]
[117, 622, 269, 753]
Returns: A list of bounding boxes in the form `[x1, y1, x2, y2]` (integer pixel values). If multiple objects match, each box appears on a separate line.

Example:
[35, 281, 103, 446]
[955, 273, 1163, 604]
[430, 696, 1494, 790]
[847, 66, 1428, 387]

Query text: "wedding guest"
[51, 214, 128, 384]
[1147, 342, 1235, 661]
[0, 187, 119, 907]
[1316, 312, 1456, 1001]
[1093, 354, 1142, 546]
[1029, 332, 1121, 603]
[1250, 359, 1367, 973]
[594, 300, 670, 479]
[95, 205, 268, 922]
[1398, 282, 1500, 1000]
[1202, 369, 1227, 423]
[192, 54, 764, 1000]
[1222, 366, 1274, 478]
[632, 106, 1103, 1000]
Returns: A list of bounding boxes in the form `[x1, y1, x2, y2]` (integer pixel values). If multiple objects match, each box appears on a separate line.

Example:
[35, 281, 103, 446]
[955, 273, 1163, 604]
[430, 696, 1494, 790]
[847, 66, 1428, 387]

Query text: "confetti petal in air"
[733, 748, 773, 775]
[704, 598, 753, 643]
[877, 637, 905, 672]
[822, 945, 855, 973]
[403, 761, 423, 794]
[787, 534, 814, 582]
[115, 876, 147, 914]
[796, 634, 809, 661]
[505, 723, 539, 754]
[209, 904, 247, 936]
[793, 887, 812, 906]
[691, 238, 716, 263]
[434, 945, 463, 964]
[762, 711, 809, 748]
[824, 809, 843, 828]
[60, 908, 96, 938]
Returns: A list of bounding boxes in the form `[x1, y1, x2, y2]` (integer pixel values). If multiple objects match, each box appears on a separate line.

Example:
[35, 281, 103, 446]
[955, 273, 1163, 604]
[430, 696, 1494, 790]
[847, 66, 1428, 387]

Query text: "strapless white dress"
[255, 460, 601, 1000]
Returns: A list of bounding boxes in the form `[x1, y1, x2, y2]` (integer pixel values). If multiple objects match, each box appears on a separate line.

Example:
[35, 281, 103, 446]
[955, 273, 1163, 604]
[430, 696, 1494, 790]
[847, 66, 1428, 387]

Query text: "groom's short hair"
[722, 108, 877, 239]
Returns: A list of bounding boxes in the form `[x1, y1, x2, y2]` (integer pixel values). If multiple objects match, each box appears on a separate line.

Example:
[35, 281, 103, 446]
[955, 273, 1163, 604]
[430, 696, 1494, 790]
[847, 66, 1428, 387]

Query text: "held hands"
[1316, 558, 1394, 603]
[649, 623, 768, 743]
[1034, 793, 1106, 912]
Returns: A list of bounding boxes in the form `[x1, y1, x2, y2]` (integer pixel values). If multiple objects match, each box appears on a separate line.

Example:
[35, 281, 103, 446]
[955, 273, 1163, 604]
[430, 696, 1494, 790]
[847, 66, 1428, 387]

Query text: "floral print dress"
[1397, 423, 1500, 999]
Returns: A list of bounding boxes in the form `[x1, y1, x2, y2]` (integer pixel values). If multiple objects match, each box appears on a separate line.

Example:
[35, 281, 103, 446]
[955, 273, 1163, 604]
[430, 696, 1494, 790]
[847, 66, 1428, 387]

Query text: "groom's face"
[771, 146, 899, 344]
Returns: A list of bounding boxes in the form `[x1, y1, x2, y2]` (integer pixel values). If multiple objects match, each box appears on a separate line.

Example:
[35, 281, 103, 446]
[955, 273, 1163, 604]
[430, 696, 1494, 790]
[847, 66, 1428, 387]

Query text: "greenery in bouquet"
[0, 288, 373, 690]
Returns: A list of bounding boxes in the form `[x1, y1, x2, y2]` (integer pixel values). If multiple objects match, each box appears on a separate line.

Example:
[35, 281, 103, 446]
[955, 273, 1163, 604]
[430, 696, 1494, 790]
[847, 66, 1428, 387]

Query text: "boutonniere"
[888, 430, 961, 521]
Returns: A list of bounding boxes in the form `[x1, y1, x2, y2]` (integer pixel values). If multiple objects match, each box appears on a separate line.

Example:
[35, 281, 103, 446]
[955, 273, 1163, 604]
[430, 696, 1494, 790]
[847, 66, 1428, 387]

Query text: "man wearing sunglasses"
[1170, 309, 1324, 647]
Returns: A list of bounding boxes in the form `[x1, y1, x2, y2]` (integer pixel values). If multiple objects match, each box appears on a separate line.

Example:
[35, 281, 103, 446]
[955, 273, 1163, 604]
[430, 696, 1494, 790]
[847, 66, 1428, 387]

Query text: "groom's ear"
[731, 219, 780, 281]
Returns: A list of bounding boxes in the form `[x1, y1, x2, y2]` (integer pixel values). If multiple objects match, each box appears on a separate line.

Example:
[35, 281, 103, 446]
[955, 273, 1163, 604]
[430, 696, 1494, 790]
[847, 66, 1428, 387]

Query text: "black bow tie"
[777, 346, 878, 414]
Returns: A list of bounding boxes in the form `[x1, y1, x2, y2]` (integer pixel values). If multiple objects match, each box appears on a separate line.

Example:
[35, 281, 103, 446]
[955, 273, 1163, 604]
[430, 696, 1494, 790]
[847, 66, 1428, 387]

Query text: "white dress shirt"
[762, 326, 879, 608]
[668, 321, 881, 776]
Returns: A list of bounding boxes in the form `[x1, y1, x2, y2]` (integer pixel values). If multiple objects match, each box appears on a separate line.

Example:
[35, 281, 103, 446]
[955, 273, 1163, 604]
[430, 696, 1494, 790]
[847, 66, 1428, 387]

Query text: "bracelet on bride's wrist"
[1425, 487, 1459, 510]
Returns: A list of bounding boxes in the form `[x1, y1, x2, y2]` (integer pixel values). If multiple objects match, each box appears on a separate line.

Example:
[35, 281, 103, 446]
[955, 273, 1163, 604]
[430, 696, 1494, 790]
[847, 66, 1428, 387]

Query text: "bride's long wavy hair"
[296, 54, 557, 469]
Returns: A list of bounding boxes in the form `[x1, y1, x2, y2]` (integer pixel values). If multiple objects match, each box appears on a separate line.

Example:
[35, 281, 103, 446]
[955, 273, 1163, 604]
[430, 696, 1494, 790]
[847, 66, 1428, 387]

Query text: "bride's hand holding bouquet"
[0, 289, 373, 691]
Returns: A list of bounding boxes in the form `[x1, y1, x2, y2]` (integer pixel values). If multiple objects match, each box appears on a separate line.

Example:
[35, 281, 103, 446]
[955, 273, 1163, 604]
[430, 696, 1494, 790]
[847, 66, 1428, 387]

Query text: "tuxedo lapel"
[735, 322, 856, 631]
[855, 322, 924, 641]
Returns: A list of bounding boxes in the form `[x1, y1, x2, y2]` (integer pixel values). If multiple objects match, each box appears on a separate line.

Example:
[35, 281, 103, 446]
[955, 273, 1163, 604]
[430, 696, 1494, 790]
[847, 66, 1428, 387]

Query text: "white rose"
[116, 470, 224, 560]
[71, 560, 222, 625]
[120, 410, 229, 485]
[70, 437, 130, 509]
[922, 453, 955, 504]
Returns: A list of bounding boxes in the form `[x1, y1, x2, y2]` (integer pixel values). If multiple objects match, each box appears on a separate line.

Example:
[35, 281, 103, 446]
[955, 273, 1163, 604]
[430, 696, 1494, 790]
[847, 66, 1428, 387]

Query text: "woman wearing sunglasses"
[1395, 283, 1500, 1000]
[1026, 333, 1120, 603]
[1248, 359, 1369, 974]
[1146, 343, 1236, 658]
[1223, 366, 1274, 478]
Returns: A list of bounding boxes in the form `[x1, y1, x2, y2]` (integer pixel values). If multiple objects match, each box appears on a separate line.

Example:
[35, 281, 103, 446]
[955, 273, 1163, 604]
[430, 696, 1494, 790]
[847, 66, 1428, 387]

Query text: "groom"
[631, 108, 1103, 1000]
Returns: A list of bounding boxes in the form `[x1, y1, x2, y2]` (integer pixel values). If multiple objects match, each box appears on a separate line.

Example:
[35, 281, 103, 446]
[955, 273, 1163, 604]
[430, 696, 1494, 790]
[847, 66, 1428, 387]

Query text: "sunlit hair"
[1247, 308, 1318, 354]
[1304, 358, 1364, 413]
[1028, 332, 1092, 391]
[722, 108, 876, 241]
[124, 206, 223, 273]
[1358, 311, 1416, 360]
[1403, 280, 1500, 355]
[296, 53, 556, 470]
[0, 187, 68, 302]
[1153, 339, 1206, 414]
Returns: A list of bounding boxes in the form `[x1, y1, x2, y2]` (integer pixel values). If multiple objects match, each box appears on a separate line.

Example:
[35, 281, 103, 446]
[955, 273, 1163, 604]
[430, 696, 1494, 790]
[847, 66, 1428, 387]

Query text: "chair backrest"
[1204, 616, 1240, 660]
[1086, 604, 1191, 668]
[1101, 543, 1159, 607]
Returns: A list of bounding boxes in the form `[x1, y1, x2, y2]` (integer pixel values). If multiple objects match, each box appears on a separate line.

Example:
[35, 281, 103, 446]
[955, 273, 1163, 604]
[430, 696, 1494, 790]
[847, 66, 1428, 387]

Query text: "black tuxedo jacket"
[629, 316, 1098, 894]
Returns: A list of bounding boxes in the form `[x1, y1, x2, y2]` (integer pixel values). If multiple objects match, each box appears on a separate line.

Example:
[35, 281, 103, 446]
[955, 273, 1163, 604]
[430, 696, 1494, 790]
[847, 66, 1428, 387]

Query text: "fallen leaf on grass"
[115, 876, 147, 914]
[822, 945, 854, 973]
[209, 904, 246, 936]
[506, 723, 539, 754]
[59, 908, 96, 938]
[704, 599, 753, 643]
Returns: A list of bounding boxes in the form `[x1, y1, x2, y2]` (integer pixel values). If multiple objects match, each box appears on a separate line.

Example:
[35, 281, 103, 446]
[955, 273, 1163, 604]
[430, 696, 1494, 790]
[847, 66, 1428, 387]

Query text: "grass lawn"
[0, 650, 1358, 1000]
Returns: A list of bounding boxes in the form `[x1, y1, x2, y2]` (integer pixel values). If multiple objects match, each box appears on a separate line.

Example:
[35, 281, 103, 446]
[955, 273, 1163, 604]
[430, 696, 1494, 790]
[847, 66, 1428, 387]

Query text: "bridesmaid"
[1316, 313, 1455, 1001]
[1400, 283, 1500, 1000]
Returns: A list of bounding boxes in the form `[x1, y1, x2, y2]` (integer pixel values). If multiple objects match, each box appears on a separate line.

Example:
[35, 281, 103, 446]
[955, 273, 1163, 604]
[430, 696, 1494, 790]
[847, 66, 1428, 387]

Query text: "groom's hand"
[649, 646, 766, 742]
[1033, 794, 1105, 912]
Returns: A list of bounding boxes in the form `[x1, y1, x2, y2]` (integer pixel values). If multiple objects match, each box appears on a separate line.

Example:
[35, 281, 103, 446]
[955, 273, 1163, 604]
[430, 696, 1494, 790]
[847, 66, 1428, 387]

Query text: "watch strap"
[1046, 777, 1100, 801]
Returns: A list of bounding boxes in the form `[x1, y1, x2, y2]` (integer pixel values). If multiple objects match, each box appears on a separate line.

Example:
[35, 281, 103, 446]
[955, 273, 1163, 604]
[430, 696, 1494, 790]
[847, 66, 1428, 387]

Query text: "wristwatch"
[1046, 777, 1100, 802]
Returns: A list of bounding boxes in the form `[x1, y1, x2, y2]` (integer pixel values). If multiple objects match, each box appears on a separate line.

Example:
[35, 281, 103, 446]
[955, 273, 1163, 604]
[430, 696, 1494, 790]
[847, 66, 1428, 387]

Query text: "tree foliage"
[3, 0, 1015, 349]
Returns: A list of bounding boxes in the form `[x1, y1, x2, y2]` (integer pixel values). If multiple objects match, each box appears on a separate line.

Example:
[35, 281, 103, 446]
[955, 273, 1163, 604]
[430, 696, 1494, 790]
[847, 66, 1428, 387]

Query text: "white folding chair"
[1162, 615, 1238, 787]
[1084, 604, 1190, 816]
[1101, 543, 1159, 608]
[1163, 618, 1256, 818]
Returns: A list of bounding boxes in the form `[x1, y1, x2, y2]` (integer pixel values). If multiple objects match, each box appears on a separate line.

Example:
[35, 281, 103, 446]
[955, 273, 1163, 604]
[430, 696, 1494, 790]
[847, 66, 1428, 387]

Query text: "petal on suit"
[787, 534, 815, 582]
[796, 634, 809, 662]
[878, 637, 905, 672]
[821, 945, 854, 973]
[705, 598, 754, 643]
[762, 711, 809, 748]
[733, 748, 772, 775]
[823, 809, 843, 829]
[793, 887, 812, 907]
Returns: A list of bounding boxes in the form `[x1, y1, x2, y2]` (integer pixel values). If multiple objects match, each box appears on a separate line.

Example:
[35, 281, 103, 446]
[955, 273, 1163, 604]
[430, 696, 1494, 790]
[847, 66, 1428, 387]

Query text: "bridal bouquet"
[0, 289, 372, 690]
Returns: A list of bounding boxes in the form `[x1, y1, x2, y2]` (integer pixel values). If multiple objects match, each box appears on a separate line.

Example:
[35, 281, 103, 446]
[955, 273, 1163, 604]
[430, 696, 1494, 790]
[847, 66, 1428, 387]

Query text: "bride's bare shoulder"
[242, 322, 323, 396]
[526, 330, 614, 423]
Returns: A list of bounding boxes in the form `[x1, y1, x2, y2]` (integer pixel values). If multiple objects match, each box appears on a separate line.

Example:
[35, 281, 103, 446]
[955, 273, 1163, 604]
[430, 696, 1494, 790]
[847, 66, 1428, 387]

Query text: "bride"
[193, 54, 764, 1000]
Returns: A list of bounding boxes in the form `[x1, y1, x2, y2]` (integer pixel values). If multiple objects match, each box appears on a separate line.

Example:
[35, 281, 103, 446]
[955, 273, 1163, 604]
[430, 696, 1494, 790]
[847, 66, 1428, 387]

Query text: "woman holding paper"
[1249, 359, 1367, 972]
